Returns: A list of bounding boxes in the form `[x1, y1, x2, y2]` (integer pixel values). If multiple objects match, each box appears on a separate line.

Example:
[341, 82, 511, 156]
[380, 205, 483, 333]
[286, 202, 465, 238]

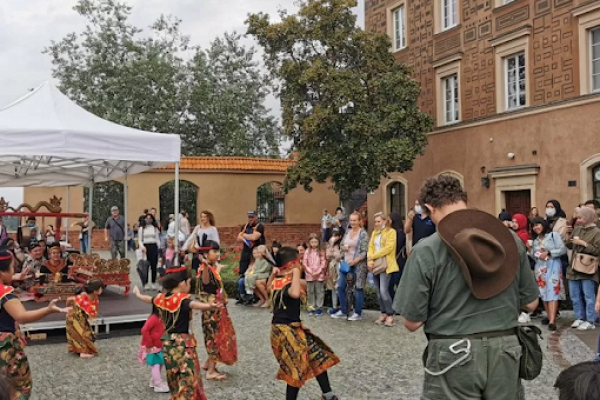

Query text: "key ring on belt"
[424, 339, 472, 377]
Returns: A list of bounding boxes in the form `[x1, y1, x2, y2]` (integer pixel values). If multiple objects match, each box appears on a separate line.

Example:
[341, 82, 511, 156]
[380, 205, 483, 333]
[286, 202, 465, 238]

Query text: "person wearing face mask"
[567, 206, 600, 331]
[545, 200, 568, 241]
[404, 200, 436, 247]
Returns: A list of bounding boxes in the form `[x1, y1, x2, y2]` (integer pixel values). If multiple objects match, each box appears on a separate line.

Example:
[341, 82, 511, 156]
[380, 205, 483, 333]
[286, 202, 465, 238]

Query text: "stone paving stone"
[24, 304, 596, 399]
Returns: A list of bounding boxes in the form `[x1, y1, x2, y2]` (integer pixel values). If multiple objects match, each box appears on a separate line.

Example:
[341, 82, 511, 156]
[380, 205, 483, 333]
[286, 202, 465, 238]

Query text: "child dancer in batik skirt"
[267, 247, 340, 400]
[196, 240, 237, 380]
[0, 248, 68, 399]
[133, 267, 220, 400]
[66, 279, 103, 358]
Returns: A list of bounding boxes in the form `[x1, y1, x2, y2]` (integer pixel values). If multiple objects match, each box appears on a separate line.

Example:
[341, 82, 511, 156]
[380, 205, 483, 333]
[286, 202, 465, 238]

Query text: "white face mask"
[545, 208, 556, 218]
[414, 205, 423, 215]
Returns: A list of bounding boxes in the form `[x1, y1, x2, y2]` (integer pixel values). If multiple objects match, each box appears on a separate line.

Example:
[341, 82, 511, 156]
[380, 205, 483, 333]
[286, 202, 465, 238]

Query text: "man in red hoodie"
[512, 214, 530, 245]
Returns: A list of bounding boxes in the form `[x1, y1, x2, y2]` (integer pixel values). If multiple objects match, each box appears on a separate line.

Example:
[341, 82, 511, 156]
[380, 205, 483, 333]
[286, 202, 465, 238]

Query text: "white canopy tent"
[0, 81, 183, 260]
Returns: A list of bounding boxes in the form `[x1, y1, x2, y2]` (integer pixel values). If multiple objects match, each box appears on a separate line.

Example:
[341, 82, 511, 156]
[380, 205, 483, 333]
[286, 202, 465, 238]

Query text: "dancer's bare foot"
[80, 353, 94, 359]
[260, 301, 270, 308]
[206, 372, 227, 380]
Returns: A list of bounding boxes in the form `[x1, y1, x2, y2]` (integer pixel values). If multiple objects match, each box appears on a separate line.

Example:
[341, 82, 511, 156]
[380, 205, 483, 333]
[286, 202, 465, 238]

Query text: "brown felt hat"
[438, 209, 519, 300]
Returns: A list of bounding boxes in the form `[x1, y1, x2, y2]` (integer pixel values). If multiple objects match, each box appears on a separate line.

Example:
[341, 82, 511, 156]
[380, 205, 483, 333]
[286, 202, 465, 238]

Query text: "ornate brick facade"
[365, 0, 586, 123]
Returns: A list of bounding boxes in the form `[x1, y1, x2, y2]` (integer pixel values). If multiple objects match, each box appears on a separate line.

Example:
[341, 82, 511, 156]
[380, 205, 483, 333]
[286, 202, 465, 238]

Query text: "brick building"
[365, 0, 600, 229]
[23, 156, 340, 248]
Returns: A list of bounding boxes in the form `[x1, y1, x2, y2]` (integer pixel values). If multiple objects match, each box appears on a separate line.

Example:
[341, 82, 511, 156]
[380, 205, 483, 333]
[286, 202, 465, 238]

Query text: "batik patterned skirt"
[162, 333, 207, 400]
[0, 332, 32, 400]
[199, 293, 238, 366]
[66, 306, 97, 355]
[270, 323, 340, 388]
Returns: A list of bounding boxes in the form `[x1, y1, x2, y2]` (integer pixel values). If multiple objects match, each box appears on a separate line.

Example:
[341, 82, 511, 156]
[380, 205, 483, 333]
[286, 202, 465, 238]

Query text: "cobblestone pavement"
[25, 302, 594, 400]
[23, 252, 595, 399]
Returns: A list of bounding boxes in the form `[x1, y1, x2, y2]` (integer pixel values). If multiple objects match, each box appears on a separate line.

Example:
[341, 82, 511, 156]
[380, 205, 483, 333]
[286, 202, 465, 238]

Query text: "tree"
[44, 0, 280, 158]
[83, 181, 124, 225]
[247, 0, 433, 200]
[186, 33, 281, 157]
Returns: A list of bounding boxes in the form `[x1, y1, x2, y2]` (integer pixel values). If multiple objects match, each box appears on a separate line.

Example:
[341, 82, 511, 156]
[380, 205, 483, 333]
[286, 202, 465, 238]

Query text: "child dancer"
[0, 248, 68, 399]
[66, 279, 103, 358]
[303, 234, 327, 316]
[139, 305, 169, 393]
[196, 240, 238, 380]
[133, 267, 220, 400]
[326, 228, 342, 315]
[268, 247, 339, 400]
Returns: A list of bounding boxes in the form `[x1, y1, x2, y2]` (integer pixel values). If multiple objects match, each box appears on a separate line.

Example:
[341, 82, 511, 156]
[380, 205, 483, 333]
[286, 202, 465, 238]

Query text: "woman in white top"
[184, 210, 220, 250]
[138, 213, 161, 291]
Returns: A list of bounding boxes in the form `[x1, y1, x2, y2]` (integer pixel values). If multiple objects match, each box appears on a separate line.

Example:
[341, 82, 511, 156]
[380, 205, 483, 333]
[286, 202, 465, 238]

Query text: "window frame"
[442, 0, 458, 31]
[504, 52, 527, 111]
[443, 74, 460, 124]
[392, 6, 406, 52]
[591, 27, 600, 93]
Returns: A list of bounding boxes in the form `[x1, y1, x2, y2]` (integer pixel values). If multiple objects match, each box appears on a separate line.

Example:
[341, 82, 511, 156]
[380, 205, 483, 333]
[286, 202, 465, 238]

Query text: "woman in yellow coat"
[367, 212, 399, 327]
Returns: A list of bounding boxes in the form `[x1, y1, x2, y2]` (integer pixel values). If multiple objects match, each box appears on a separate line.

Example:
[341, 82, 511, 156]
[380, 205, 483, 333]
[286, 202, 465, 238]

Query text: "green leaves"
[44, 0, 280, 158]
[247, 0, 433, 200]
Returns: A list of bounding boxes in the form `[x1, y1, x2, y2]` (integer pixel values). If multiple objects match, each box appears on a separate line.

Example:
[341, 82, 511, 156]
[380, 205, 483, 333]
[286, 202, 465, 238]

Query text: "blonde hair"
[307, 233, 321, 250]
[349, 211, 363, 228]
[373, 212, 392, 229]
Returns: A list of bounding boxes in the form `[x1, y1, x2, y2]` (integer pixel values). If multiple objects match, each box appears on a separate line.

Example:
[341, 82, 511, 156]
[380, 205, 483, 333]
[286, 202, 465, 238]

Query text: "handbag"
[517, 325, 543, 380]
[572, 252, 599, 275]
[136, 259, 150, 284]
[372, 257, 387, 275]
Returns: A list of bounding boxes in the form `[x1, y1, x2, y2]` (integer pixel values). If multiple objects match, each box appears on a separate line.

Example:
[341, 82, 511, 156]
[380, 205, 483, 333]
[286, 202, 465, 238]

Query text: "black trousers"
[144, 243, 159, 284]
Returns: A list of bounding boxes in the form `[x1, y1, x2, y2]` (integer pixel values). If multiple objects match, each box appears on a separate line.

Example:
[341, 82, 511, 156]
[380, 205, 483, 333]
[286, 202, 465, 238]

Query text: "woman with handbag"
[566, 206, 600, 331]
[367, 212, 398, 327]
[330, 212, 368, 321]
[530, 218, 567, 331]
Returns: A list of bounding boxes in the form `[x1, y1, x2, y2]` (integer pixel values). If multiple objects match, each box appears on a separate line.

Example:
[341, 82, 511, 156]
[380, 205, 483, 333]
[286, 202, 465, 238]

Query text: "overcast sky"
[0, 1, 364, 204]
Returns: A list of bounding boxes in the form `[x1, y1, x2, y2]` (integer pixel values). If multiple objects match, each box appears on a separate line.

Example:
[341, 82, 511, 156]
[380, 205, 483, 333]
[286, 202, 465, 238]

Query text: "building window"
[593, 165, 600, 202]
[392, 7, 406, 51]
[442, 0, 458, 30]
[257, 182, 285, 223]
[505, 53, 526, 110]
[388, 182, 406, 218]
[592, 28, 600, 92]
[443, 74, 459, 124]
[504, 0, 516, 4]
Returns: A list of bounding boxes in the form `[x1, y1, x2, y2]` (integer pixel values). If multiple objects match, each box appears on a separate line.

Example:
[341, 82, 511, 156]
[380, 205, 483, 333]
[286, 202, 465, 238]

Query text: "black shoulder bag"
[516, 325, 543, 380]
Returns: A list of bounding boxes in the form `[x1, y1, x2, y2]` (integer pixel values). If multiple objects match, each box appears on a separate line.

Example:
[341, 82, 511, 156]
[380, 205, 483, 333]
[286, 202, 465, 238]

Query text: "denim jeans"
[373, 272, 394, 315]
[569, 279, 597, 322]
[80, 234, 88, 254]
[238, 276, 246, 298]
[322, 228, 328, 244]
[338, 269, 364, 316]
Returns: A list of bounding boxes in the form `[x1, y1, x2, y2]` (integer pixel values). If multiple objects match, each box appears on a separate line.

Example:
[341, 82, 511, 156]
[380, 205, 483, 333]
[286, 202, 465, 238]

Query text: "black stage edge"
[21, 286, 151, 343]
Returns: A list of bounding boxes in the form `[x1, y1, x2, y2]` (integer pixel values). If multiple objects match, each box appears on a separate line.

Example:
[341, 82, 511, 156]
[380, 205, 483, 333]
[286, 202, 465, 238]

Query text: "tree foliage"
[44, 0, 280, 158]
[83, 181, 124, 225]
[247, 0, 433, 199]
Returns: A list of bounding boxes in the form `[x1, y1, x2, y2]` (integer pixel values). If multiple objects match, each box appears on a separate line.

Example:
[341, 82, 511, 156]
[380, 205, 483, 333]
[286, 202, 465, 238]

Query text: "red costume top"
[74, 293, 99, 318]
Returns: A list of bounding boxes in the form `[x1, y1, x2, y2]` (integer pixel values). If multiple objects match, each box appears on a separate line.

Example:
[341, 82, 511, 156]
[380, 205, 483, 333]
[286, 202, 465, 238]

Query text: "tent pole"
[65, 186, 70, 243]
[124, 172, 128, 260]
[174, 162, 180, 266]
[88, 180, 93, 254]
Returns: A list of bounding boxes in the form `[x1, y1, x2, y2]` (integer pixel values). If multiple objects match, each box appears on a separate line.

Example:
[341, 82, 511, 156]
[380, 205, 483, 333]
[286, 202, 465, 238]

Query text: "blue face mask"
[27, 222, 35, 228]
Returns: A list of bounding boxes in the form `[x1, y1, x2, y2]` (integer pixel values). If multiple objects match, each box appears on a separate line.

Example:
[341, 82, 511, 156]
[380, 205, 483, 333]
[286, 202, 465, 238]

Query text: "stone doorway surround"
[488, 164, 539, 217]
[580, 153, 600, 204]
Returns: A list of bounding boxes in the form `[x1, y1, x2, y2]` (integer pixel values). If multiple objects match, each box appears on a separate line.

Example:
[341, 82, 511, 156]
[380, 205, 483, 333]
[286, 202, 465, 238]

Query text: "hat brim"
[438, 209, 520, 300]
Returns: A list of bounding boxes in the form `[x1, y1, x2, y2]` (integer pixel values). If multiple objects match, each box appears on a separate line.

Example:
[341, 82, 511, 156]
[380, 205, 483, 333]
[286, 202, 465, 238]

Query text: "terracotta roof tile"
[157, 156, 293, 172]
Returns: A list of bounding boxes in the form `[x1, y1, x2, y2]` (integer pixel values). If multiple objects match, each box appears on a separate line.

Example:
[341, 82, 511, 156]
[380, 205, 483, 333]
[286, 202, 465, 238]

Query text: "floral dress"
[531, 232, 567, 301]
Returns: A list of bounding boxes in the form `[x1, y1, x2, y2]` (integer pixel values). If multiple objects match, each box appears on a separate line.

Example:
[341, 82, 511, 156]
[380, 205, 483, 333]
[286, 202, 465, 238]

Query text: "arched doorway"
[83, 181, 124, 225]
[387, 181, 406, 218]
[257, 182, 285, 223]
[159, 180, 199, 227]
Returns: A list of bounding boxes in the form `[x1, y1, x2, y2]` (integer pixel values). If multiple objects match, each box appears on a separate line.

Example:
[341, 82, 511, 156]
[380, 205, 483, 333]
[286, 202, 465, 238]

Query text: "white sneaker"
[578, 322, 596, 331]
[348, 313, 362, 321]
[154, 384, 170, 393]
[518, 312, 531, 324]
[149, 378, 155, 388]
[330, 311, 347, 319]
[144, 284, 151, 291]
[572, 319, 585, 328]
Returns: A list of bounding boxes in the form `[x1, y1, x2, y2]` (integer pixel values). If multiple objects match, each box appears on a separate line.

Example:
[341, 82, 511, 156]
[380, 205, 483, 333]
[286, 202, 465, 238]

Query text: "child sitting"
[245, 245, 272, 307]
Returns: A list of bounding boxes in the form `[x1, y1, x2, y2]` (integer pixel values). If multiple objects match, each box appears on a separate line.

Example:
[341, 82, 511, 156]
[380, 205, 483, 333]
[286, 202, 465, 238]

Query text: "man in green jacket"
[394, 175, 539, 400]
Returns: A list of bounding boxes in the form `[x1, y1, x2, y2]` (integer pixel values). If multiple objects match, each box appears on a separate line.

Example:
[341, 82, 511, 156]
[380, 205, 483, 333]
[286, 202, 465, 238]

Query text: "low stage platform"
[21, 286, 150, 336]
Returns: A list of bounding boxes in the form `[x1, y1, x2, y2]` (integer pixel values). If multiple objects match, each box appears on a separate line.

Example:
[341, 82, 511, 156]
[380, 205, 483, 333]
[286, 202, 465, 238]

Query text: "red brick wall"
[61, 224, 322, 251]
